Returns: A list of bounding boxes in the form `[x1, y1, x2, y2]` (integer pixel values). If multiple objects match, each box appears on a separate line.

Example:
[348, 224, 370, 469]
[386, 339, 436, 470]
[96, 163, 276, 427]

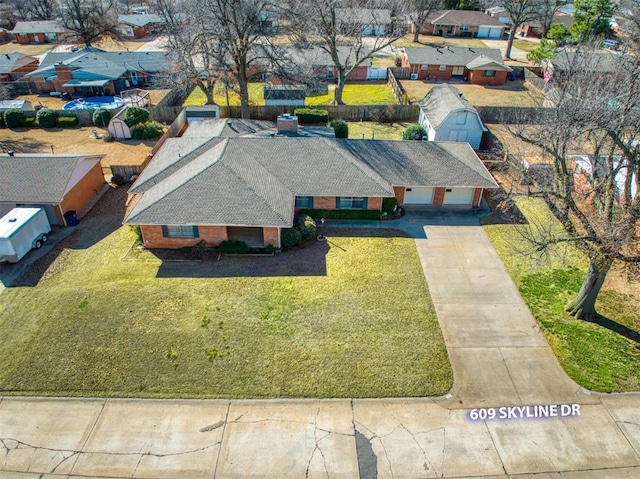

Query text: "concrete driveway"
[1, 210, 639, 478]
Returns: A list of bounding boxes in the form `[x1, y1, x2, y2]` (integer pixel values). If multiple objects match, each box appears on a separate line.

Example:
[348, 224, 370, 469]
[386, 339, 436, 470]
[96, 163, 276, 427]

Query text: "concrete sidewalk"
[1, 211, 639, 478]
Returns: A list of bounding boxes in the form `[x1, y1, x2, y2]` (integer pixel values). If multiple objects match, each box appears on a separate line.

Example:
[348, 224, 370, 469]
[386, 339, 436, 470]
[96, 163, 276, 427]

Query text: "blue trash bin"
[64, 210, 78, 226]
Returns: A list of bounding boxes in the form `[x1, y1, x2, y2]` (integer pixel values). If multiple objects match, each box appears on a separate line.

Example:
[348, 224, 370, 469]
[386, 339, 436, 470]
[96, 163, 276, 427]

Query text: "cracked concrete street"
[1, 211, 639, 478]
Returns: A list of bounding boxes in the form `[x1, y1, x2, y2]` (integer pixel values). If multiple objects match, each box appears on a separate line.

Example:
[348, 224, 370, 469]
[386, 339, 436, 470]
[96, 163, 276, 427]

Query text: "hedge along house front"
[124, 120, 497, 249]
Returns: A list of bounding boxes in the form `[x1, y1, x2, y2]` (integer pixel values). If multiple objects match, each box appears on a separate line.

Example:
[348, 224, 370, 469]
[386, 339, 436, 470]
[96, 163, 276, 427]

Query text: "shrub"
[3, 109, 25, 128]
[383, 197, 398, 214]
[133, 121, 163, 140]
[265, 244, 276, 254]
[103, 134, 115, 142]
[0, 115, 4, 128]
[56, 116, 79, 127]
[36, 108, 58, 128]
[299, 209, 381, 220]
[129, 224, 142, 242]
[402, 124, 426, 141]
[294, 214, 317, 243]
[92, 107, 111, 127]
[189, 240, 207, 259]
[281, 228, 302, 248]
[217, 240, 250, 254]
[293, 108, 329, 124]
[124, 106, 149, 127]
[110, 174, 126, 186]
[22, 116, 36, 127]
[329, 119, 348, 138]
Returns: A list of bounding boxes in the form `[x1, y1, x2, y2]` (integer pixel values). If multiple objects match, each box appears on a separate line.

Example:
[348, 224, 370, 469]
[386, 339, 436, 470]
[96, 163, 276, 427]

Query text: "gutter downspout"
[58, 204, 67, 226]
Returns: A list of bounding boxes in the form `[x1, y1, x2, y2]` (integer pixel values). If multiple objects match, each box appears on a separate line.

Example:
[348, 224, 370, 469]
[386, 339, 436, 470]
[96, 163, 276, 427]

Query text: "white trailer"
[0, 208, 51, 263]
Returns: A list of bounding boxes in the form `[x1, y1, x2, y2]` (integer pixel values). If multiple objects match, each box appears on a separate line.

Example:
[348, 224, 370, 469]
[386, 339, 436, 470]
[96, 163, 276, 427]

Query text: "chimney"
[276, 114, 298, 134]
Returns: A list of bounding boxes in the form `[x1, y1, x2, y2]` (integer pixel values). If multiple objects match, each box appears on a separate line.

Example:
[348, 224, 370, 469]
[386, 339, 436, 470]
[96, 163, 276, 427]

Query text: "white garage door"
[443, 188, 475, 205]
[489, 27, 503, 38]
[403, 186, 434, 204]
[477, 26, 490, 38]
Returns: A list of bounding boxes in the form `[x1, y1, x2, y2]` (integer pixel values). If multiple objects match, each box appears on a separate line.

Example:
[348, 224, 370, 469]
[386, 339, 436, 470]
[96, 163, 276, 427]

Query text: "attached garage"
[403, 186, 434, 204]
[477, 26, 490, 38]
[477, 26, 503, 38]
[443, 188, 475, 205]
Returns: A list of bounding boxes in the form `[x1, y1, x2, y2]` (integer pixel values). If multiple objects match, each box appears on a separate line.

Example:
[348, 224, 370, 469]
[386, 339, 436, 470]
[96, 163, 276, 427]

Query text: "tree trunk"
[505, 28, 517, 59]
[565, 259, 613, 322]
[413, 27, 420, 43]
[238, 75, 250, 119]
[333, 69, 347, 105]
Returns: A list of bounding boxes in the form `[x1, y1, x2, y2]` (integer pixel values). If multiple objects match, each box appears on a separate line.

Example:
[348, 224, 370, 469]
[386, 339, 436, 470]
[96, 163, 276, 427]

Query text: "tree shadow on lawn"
[1, 186, 128, 288]
[590, 315, 640, 344]
[0, 136, 50, 152]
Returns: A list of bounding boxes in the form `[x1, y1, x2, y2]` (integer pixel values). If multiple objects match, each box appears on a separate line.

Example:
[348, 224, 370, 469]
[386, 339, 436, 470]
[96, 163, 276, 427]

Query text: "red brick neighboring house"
[0, 154, 106, 226]
[118, 14, 168, 39]
[410, 10, 506, 38]
[10, 19, 66, 44]
[123, 118, 497, 249]
[0, 52, 39, 81]
[517, 12, 573, 38]
[403, 46, 511, 85]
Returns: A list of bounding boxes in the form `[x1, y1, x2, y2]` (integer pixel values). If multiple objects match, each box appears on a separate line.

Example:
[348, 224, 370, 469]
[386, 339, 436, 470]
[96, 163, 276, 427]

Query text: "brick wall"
[469, 69, 507, 85]
[60, 161, 106, 220]
[472, 188, 483, 207]
[393, 186, 405, 204]
[417, 65, 453, 81]
[312, 196, 337, 209]
[263, 227, 280, 248]
[367, 197, 383, 210]
[433, 187, 445, 206]
[141, 225, 228, 248]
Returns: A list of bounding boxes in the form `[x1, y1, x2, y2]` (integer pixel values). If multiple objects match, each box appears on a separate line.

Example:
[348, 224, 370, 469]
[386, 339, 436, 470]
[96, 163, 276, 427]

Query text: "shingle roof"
[25, 48, 172, 80]
[11, 19, 65, 34]
[0, 154, 102, 203]
[425, 10, 506, 27]
[336, 8, 392, 25]
[125, 137, 496, 227]
[118, 14, 166, 27]
[0, 52, 37, 74]
[253, 44, 373, 68]
[403, 46, 505, 68]
[549, 49, 619, 73]
[418, 84, 483, 129]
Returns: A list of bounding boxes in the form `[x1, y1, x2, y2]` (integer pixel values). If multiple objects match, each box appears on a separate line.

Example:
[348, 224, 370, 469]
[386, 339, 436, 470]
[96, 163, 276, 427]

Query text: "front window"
[162, 225, 199, 238]
[336, 197, 368, 209]
[295, 196, 314, 208]
[484, 70, 497, 77]
[439, 65, 446, 71]
[460, 25, 469, 31]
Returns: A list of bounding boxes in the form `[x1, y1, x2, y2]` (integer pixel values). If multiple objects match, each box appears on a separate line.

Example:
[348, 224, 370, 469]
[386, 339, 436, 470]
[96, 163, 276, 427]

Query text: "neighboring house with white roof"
[118, 14, 168, 38]
[418, 84, 487, 149]
[0, 52, 39, 81]
[402, 46, 512, 85]
[123, 117, 497, 249]
[22, 47, 173, 95]
[10, 19, 66, 44]
[336, 8, 392, 36]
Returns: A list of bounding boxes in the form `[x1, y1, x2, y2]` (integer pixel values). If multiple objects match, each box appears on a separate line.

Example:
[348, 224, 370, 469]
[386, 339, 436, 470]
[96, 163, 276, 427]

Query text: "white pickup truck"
[0, 207, 52, 263]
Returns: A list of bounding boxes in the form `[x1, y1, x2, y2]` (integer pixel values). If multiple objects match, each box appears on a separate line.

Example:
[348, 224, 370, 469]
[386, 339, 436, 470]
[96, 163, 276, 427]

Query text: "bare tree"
[11, 0, 58, 20]
[537, 0, 569, 37]
[153, 0, 223, 105]
[57, 0, 120, 46]
[405, 0, 444, 43]
[288, 0, 406, 105]
[508, 50, 640, 321]
[499, 0, 541, 58]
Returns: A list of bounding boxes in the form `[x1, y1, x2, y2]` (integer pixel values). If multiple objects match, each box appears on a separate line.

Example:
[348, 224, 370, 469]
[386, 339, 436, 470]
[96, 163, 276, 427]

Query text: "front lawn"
[0, 191, 451, 398]
[512, 39, 539, 52]
[306, 84, 397, 105]
[401, 80, 545, 107]
[483, 197, 640, 392]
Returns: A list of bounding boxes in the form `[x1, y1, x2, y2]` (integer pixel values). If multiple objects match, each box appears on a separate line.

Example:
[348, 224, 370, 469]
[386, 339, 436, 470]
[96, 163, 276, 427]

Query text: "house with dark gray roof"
[22, 47, 173, 95]
[123, 117, 497, 249]
[402, 46, 511, 85]
[0, 154, 105, 226]
[418, 84, 487, 149]
[10, 19, 66, 44]
[411, 10, 506, 38]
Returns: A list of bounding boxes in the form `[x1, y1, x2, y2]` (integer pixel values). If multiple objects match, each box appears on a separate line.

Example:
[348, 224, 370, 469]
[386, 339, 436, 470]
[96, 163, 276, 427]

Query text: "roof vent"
[7, 150, 14, 156]
[436, 47, 443, 53]
[8, 218, 17, 223]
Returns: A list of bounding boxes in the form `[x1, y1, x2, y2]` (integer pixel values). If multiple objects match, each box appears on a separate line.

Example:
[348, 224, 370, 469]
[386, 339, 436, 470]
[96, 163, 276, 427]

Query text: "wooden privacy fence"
[387, 68, 410, 105]
[220, 104, 420, 122]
